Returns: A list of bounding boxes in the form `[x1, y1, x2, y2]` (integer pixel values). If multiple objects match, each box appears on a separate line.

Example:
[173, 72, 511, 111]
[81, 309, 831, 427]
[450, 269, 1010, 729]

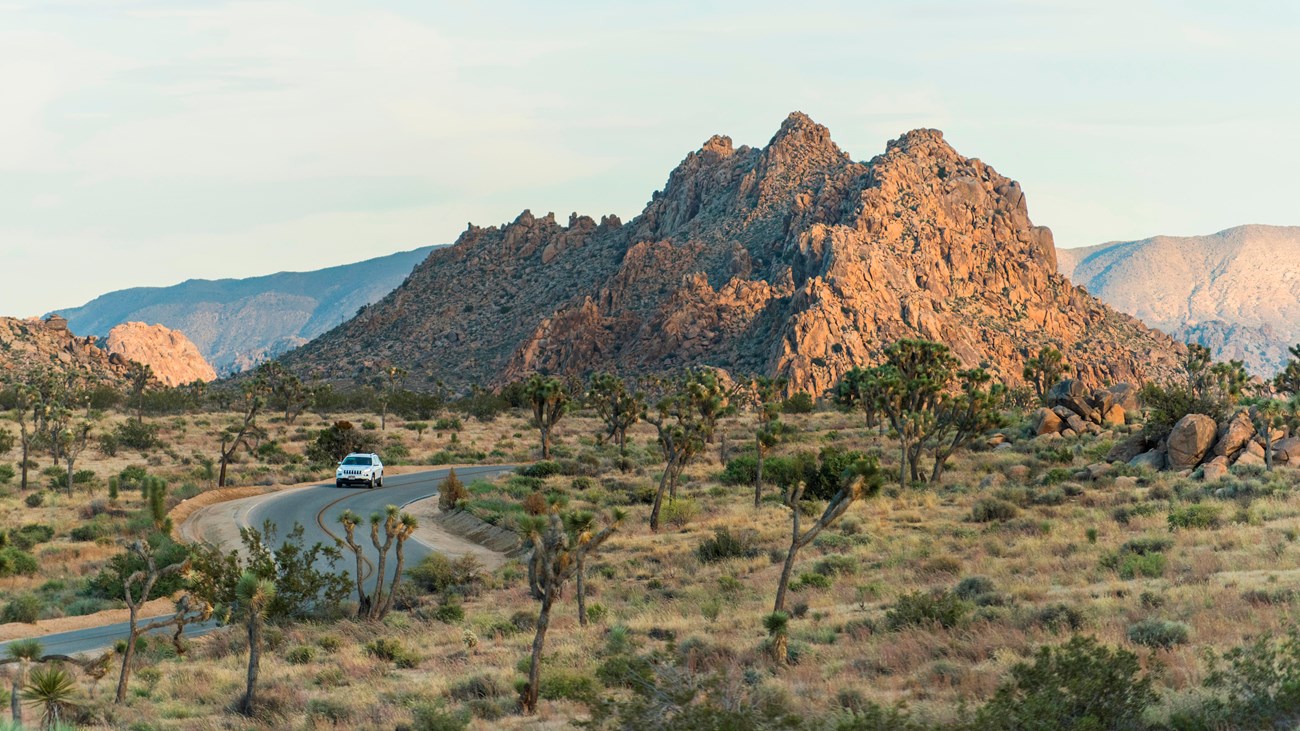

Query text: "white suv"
[335, 453, 384, 489]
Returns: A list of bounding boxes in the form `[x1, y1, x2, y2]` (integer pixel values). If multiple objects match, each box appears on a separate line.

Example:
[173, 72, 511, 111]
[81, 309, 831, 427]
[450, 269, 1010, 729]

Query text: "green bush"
[1168, 503, 1222, 530]
[23, 492, 43, 508]
[971, 498, 1019, 523]
[114, 420, 162, 451]
[886, 590, 971, 630]
[536, 668, 601, 705]
[1188, 624, 1300, 728]
[364, 637, 419, 668]
[285, 645, 317, 664]
[1, 593, 42, 623]
[974, 635, 1155, 730]
[411, 702, 471, 731]
[782, 392, 816, 414]
[1100, 551, 1166, 580]
[696, 527, 759, 563]
[1035, 603, 1086, 633]
[0, 547, 38, 578]
[1126, 618, 1190, 649]
[0, 463, 14, 484]
[954, 576, 997, 601]
[518, 460, 562, 478]
[1120, 536, 1173, 555]
[660, 498, 700, 527]
[432, 600, 465, 624]
[407, 553, 483, 596]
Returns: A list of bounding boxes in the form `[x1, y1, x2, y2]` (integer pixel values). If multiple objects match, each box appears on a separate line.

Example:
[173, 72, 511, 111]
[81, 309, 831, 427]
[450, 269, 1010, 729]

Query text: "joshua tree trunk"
[649, 465, 674, 533]
[11, 670, 21, 725]
[523, 591, 555, 714]
[115, 612, 139, 703]
[774, 499, 801, 614]
[576, 555, 588, 627]
[754, 435, 765, 509]
[539, 425, 551, 459]
[240, 612, 263, 714]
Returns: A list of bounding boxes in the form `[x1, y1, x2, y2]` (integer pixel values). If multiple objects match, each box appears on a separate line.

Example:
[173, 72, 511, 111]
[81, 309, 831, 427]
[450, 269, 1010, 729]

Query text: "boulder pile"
[1030, 379, 1137, 439]
[1105, 407, 1288, 479]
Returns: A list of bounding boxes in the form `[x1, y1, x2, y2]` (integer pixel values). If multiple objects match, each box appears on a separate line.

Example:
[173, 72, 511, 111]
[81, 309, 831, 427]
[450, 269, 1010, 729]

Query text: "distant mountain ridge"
[281, 112, 1182, 394]
[1058, 224, 1300, 374]
[55, 246, 437, 374]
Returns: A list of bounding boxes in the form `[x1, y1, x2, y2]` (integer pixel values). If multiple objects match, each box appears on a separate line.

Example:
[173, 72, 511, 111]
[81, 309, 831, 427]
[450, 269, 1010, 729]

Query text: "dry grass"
[4, 406, 1300, 728]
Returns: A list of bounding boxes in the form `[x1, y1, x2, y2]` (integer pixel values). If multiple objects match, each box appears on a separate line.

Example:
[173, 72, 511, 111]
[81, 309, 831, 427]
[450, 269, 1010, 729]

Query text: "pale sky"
[2, 0, 1298, 316]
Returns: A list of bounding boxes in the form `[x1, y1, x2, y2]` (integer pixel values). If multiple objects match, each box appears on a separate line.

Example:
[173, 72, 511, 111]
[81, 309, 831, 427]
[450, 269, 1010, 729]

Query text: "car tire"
[335, 480, 343, 488]
[369, 476, 376, 489]
[377, 475, 383, 488]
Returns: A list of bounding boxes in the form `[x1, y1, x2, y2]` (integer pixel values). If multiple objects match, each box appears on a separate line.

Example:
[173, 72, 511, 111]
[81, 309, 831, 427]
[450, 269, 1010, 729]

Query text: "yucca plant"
[235, 571, 276, 716]
[21, 665, 78, 729]
[6, 637, 43, 725]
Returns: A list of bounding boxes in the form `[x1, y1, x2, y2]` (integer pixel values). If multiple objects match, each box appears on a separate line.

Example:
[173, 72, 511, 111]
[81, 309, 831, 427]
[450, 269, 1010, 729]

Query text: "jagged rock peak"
[700, 134, 734, 156]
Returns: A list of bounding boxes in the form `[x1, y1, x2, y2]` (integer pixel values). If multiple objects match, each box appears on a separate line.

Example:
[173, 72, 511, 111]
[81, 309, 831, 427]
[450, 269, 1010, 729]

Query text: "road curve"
[0, 465, 515, 658]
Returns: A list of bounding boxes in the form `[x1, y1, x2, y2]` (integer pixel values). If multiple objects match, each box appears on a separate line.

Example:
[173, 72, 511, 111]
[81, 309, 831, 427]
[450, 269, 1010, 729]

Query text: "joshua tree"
[56, 417, 94, 495]
[773, 457, 883, 621]
[926, 369, 1006, 484]
[1254, 398, 1286, 471]
[216, 380, 267, 487]
[835, 366, 885, 433]
[337, 506, 417, 620]
[588, 372, 642, 467]
[1022, 346, 1066, 404]
[643, 379, 708, 532]
[21, 665, 78, 729]
[1275, 344, 1300, 397]
[114, 541, 209, 703]
[525, 374, 569, 459]
[258, 361, 310, 424]
[11, 383, 36, 490]
[6, 638, 42, 725]
[235, 572, 276, 716]
[522, 507, 623, 714]
[373, 365, 408, 430]
[126, 361, 153, 423]
[564, 510, 599, 627]
[763, 611, 790, 665]
[748, 376, 786, 507]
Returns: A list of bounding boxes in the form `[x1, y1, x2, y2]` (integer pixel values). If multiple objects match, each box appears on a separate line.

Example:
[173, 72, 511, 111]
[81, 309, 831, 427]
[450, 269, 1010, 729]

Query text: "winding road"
[0, 464, 516, 658]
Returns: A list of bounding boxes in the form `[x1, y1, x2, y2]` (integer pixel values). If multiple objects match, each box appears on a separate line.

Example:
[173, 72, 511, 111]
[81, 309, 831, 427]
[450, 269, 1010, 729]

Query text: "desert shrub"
[1121, 536, 1174, 555]
[407, 553, 483, 596]
[974, 635, 1155, 730]
[954, 576, 997, 601]
[697, 527, 760, 563]
[1243, 588, 1297, 606]
[521, 490, 549, 516]
[535, 668, 601, 705]
[1168, 503, 1222, 530]
[449, 675, 506, 702]
[721, 455, 759, 485]
[9, 523, 54, 550]
[1185, 624, 1300, 729]
[23, 492, 43, 508]
[285, 645, 317, 665]
[0, 547, 39, 578]
[1140, 381, 1227, 443]
[971, 498, 1019, 523]
[781, 392, 816, 414]
[519, 460, 562, 478]
[1035, 603, 1086, 633]
[306, 421, 379, 464]
[1127, 618, 1190, 649]
[804, 446, 867, 500]
[0, 463, 14, 484]
[831, 702, 930, 730]
[411, 702, 471, 731]
[792, 572, 833, 591]
[365, 637, 419, 668]
[661, 498, 700, 527]
[381, 441, 410, 464]
[814, 554, 858, 577]
[114, 420, 162, 451]
[306, 697, 354, 724]
[439, 469, 469, 510]
[1100, 550, 1167, 580]
[1, 593, 42, 623]
[886, 590, 970, 630]
[69, 519, 113, 542]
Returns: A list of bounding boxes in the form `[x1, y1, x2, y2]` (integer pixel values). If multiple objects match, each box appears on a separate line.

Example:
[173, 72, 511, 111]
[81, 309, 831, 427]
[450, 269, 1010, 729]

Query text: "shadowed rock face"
[105, 322, 217, 387]
[282, 112, 1183, 394]
[1059, 224, 1300, 375]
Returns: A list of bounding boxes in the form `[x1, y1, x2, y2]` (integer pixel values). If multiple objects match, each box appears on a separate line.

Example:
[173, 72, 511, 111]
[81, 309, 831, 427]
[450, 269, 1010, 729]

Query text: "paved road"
[0, 465, 515, 658]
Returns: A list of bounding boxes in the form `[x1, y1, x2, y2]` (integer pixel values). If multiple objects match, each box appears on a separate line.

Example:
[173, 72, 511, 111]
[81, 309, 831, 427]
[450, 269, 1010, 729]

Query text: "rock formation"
[1059, 224, 1300, 375]
[105, 322, 217, 386]
[282, 112, 1183, 394]
[0, 316, 146, 387]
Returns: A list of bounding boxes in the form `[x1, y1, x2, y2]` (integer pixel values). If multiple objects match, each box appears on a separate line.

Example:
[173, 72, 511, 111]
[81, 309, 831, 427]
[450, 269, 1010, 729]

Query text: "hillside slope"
[0, 315, 143, 388]
[1059, 225, 1300, 374]
[56, 246, 436, 374]
[283, 113, 1182, 394]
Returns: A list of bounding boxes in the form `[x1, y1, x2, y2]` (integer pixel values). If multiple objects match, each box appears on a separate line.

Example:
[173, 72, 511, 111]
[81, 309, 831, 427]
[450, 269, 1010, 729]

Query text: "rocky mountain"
[282, 112, 1183, 395]
[104, 322, 217, 387]
[1058, 225, 1300, 375]
[0, 315, 144, 387]
[55, 246, 436, 374]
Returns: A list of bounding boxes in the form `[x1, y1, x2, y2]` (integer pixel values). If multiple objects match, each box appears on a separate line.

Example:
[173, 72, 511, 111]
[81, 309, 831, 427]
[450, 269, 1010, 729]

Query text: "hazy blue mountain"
[56, 246, 438, 374]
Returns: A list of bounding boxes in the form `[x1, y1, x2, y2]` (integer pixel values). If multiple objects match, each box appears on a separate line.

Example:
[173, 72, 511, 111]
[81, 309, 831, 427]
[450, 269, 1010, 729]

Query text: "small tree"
[643, 378, 708, 532]
[258, 361, 310, 424]
[439, 468, 468, 511]
[114, 541, 209, 703]
[925, 369, 1006, 484]
[337, 506, 417, 620]
[871, 339, 959, 486]
[11, 383, 36, 490]
[564, 510, 598, 627]
[772, 457, 882, 622]
[525, 374, 569, 459]
[588, 372, 642, 468]
[1275, 344, 1300, 397]
[216, 380, 267, 487]
[522, 507, 623, 714]
[56, 418, 94, 496]
[835, 366, 884, 432]
[235, 572, 275, 716]
[1253, 398, 1286, 472]
[1022, 346, 1066, 404]
[748, 376, 786, 508]
[126, 361, 153, 423]
[373, 365, 408, 430]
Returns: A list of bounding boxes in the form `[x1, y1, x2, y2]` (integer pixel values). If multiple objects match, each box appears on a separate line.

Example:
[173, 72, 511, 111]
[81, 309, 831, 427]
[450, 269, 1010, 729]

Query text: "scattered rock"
[1106, 433, 1149, 464]
[1049, 379, 1099, 423]
[1211, 410, 1256, 460]
[1101, 404, 1126, 428]
[1034, 407, 1063, 436]
[1273, 437, 1300, 464]
[1200, 457, 1229, 482]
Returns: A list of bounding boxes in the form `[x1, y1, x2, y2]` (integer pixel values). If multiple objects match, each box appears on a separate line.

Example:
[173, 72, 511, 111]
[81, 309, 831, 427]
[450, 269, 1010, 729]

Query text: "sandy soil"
[403, 496, 507, 570]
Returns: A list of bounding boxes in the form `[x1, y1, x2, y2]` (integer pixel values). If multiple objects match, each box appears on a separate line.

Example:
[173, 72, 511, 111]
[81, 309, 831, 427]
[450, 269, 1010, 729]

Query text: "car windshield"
[342, 456, 371, 466]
